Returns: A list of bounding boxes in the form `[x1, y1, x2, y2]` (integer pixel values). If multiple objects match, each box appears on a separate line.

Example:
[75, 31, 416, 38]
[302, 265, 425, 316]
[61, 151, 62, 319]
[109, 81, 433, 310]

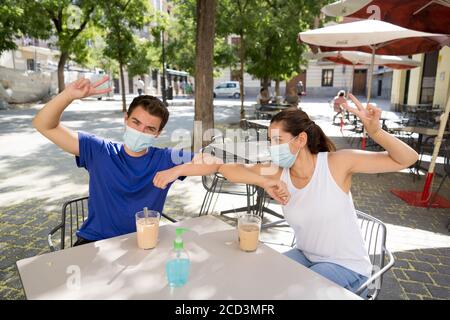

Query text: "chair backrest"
[355, 210, 388, 299]
[60, 196, 89, 250]
[200, 144, 253, 196]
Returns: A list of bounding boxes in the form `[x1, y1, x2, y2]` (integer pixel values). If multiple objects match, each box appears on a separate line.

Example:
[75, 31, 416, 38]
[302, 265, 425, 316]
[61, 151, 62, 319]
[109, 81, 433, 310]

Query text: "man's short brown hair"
[127, 95, 169, 131]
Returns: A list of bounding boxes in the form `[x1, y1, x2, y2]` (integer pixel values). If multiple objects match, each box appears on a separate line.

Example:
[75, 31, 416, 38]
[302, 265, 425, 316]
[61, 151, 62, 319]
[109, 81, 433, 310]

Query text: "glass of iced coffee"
[237, 214, 261, 252]
[135, 208, 160, 249]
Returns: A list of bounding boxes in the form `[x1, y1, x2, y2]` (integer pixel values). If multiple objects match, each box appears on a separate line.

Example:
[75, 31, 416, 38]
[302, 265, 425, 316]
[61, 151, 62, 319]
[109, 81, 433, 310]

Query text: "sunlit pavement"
[0, 95, 449, 299]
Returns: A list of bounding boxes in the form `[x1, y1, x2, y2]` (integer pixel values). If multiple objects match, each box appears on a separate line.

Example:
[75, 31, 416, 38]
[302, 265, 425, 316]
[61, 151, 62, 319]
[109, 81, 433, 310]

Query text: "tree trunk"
[262, 77, 270, 90]
[193, 0, 216, 150]
[11, 51, 16, 70]
[275, 79, 280, 97]
[57, 51, 69, 93]
[285, 73, 303, 96]
[119, 62, 127, 112]
[239, 31, 245, 120]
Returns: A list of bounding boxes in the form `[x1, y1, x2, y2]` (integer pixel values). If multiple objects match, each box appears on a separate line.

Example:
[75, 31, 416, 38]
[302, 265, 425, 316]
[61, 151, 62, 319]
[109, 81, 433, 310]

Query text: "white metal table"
[16, 216, 361, 300]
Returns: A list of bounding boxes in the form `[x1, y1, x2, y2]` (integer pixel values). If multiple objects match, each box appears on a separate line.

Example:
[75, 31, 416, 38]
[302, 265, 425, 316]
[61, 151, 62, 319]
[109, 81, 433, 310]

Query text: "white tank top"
[281, 152, 372, 277]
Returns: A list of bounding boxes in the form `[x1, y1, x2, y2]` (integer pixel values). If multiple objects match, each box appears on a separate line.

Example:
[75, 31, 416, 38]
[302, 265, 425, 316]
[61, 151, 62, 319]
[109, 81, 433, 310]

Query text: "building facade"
[391, 47, 450, 112]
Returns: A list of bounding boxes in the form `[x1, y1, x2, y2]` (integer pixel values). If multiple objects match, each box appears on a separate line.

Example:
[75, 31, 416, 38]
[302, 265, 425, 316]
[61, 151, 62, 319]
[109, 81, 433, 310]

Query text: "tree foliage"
[166, 0, 236, 76]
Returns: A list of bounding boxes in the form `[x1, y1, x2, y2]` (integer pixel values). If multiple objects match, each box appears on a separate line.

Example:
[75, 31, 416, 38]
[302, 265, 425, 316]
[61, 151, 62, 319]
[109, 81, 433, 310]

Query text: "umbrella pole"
[367, 46, 376, 104]
[361, 46, 376, 150]
[420, 95, 450, 202]
[351, 64, 355, 95]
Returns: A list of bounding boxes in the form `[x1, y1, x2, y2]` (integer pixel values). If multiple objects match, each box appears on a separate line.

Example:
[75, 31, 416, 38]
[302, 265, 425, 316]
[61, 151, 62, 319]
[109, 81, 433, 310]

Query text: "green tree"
[127, 40, 160, 78]
[166, 0, 236, 76]
[0, 0, 51, 62]
[216, 0, 259, 119]
[98, 0, 153, 111]
[23, 0, 100, 92]
[245, 0, 326, 96]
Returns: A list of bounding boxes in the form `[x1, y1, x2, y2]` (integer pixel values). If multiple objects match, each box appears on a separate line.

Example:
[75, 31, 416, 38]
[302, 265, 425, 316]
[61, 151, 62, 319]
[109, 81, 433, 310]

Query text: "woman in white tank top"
[219, 94, 419, 297]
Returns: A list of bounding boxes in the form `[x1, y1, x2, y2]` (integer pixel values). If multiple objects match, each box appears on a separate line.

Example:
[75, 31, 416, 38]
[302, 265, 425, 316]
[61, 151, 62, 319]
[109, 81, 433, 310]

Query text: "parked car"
[213, 81, 244, 98]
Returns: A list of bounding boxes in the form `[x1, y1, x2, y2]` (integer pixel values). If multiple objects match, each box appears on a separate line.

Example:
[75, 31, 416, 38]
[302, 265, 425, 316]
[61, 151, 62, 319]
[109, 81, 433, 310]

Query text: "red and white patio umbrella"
[321, 0, 450, 35]
[298, 19, 449, 149]
[315, 51, 421, 70]
[321, 0, 450, 207]
[298, 19, 449, 103]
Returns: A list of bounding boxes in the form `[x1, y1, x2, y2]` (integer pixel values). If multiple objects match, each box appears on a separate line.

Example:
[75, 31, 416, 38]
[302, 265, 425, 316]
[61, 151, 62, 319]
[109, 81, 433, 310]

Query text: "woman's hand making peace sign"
[342, 93, 383, 137]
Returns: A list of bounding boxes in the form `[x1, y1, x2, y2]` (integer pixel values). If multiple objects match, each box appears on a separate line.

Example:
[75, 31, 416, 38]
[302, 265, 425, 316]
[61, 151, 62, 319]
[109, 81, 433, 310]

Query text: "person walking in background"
[332, 90, 350, 132]
[297, 81, 304, 101]
[136, 78, 145, 96]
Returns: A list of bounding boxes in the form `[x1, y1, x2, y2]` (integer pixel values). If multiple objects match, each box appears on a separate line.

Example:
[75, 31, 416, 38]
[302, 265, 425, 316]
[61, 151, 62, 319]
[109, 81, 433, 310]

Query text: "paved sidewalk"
[0, 97, 449, 300]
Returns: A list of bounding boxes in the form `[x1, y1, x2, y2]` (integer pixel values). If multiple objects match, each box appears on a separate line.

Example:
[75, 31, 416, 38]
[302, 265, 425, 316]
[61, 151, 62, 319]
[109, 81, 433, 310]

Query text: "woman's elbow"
[405, 150, 420, 168]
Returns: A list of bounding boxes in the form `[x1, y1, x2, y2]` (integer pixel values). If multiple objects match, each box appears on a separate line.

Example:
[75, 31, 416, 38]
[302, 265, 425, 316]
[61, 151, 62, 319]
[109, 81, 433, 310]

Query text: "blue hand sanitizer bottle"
[166, 227, 190, 287]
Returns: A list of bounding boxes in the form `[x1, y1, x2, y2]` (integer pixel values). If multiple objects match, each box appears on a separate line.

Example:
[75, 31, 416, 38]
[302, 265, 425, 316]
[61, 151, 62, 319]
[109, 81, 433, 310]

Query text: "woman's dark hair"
[260, 87, 266, 93]
[338, 90, 345, 97]
[270, 108, 336, 153]
[127, 95, 169, 131]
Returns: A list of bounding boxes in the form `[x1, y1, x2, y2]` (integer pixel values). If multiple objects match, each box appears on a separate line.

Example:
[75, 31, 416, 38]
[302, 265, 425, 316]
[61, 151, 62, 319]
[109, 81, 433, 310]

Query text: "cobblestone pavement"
[0, 96, 449, 300]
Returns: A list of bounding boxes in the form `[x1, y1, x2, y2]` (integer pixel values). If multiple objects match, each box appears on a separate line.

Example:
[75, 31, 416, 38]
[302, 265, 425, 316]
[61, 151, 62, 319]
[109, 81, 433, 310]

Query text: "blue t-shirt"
[75, 131, 193, 241]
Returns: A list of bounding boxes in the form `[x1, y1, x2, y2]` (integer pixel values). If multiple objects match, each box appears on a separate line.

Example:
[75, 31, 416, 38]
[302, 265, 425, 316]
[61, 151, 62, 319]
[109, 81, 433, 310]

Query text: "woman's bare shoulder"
[328, 150, 355, 169]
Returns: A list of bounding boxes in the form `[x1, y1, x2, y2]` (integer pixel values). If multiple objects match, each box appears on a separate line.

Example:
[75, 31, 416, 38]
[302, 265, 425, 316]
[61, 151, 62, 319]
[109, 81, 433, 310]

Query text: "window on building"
[321, 69, 333, 87]
[27, 59, 35, 71]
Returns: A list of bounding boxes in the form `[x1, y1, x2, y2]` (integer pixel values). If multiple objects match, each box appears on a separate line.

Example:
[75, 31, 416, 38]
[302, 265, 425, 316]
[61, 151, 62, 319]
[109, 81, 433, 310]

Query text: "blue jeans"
[284, 248, 369, 298]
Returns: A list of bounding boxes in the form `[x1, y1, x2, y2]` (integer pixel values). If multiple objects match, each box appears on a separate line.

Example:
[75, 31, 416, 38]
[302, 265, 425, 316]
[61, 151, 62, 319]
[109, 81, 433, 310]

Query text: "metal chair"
[353, 210, 394, 300]
[48, 196, 177, 251]
[290, 210, 394, 300]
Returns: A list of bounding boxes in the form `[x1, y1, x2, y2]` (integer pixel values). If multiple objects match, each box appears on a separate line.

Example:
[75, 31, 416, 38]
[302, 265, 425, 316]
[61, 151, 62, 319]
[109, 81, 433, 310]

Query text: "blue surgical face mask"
[123, 125, 156, 153]
[269, 136, 300, 168]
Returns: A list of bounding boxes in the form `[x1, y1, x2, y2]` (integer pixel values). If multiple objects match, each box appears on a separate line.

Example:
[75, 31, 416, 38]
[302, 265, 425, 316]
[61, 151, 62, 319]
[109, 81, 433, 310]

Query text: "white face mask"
[269, 135, 300, 168]
[123, 125, 156, 152]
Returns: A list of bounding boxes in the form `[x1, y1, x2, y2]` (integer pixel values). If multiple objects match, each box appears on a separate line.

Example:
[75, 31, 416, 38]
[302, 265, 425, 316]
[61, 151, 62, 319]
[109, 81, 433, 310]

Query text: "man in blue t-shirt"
[32, 76, 222, 245]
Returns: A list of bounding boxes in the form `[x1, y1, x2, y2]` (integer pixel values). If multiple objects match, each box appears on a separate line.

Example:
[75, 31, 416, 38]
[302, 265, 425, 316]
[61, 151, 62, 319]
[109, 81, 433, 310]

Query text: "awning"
[166, 68, 189, 76]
